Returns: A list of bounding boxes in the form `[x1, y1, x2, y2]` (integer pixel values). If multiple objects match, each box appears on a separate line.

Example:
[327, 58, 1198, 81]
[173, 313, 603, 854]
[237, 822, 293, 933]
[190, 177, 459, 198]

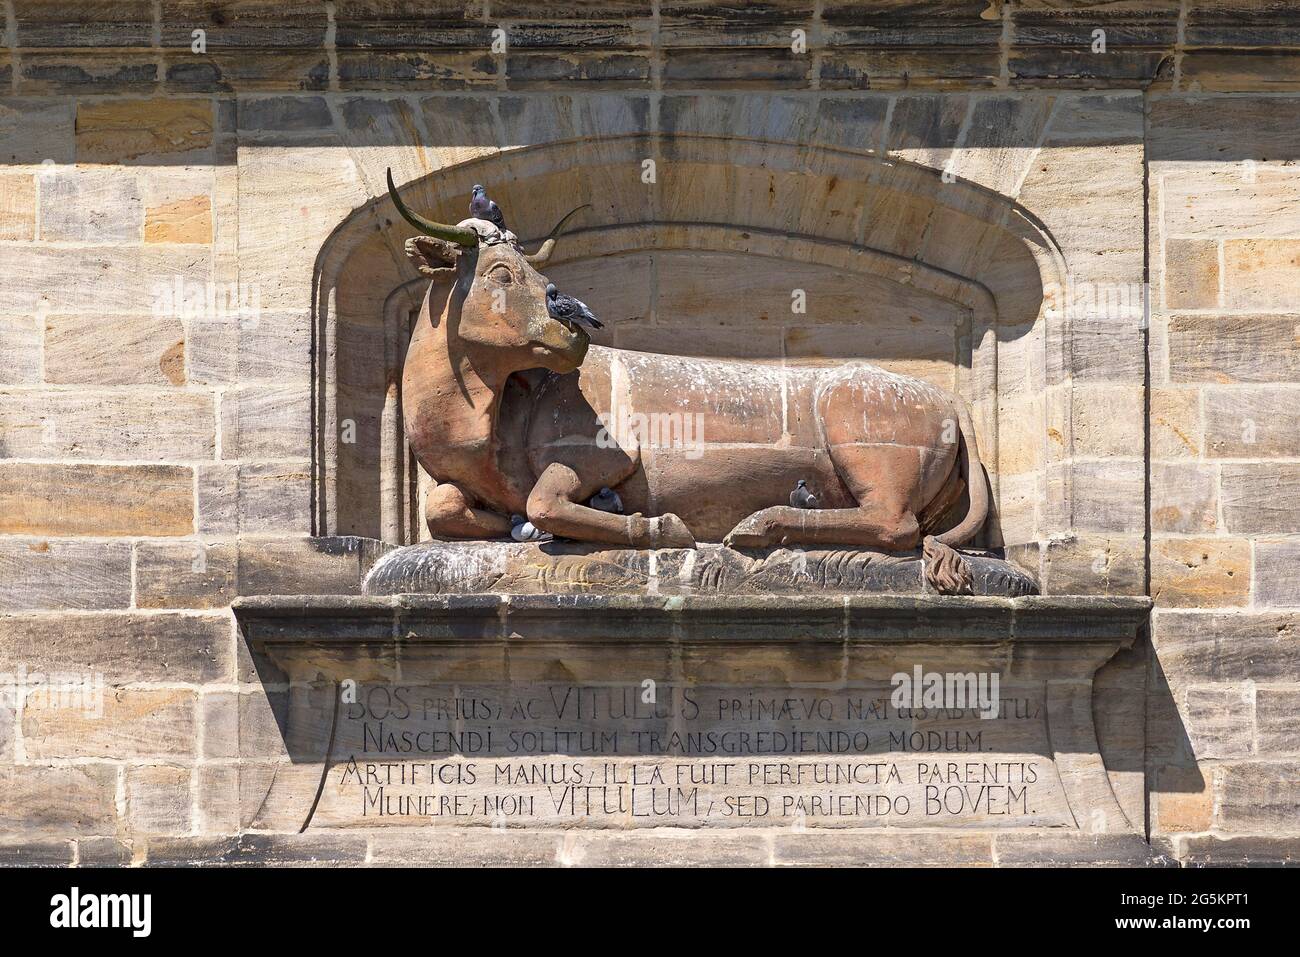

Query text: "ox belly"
[560, 350, 956, 543]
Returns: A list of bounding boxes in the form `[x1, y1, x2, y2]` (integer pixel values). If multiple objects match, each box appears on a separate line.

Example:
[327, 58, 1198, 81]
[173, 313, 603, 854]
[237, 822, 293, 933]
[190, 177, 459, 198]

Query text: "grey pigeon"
[588, 487, 623, 514]
[469, 184, 507, 231]
[789, 480, 819, 509]
[510, 513, 549, 542]
[546, 283, 604, 331]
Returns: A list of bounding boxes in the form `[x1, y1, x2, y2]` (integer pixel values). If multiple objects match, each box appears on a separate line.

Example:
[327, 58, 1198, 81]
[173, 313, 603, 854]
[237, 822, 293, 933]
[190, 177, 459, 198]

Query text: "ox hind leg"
[527, 462, 696, 548]
[424, 481, 513, 539]
[722, 445, 922, 551]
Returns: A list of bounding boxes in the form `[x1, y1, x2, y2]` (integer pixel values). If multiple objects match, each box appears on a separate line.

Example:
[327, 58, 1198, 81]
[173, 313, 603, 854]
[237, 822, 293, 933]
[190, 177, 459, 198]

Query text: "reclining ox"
[387, 174, 990, 594]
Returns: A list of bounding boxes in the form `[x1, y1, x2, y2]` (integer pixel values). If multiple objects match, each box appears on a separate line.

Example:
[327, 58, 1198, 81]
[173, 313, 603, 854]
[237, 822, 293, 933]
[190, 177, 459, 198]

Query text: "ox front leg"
[723, 505, 920, 551]
[424, 482, 512, 540]
[527, 463, 696, 549]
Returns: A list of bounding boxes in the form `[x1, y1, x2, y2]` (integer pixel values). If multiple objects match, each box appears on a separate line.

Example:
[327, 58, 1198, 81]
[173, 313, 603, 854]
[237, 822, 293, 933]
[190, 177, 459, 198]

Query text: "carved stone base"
[362, 541, 1038, 598]
[232, 593, 1155, 866]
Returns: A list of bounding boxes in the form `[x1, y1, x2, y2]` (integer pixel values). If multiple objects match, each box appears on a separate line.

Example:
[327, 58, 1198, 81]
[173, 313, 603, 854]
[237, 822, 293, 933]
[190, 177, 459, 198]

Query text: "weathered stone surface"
[1149, 387, 1202, 459]
[1221, 463, 1300, 535]
[0, 539, 132, 610]
[0, 390, 214, 461]
[1184, 684, 1254, 758]
[1178, 835, 1300, 866]
[238, 536, 390, 597]
[38, 168, 142, 242]
[0, 841, 74, 867]
[1151, 537, 1250, 608]
[145, 193, 212, 244]
[22, 688, 196, 760]
[1151, 461, 1218, 534]
[362, 541, 1038, 598]
[1153, 766, 1213, 834]
[219, 385, 311, 460]
[76, 98, 214, 163]
[1205, 385, 1300, 457]
[44, 314, 187, 386]
[1040, 535, 1145, 596]
[1255, 540, 1300, 607]
[1223, 239, 1300, 310]
[0, 98, 74, 164]
[141, 833, 369, 867]
[1256, 687, 1300, 754]
[1155, 611, 1299, 682]
[366, 830, 566, 867]
[0, 766, 119, 835]
[1217, 761, 1300, 831]
[126, 765, 193, 835]
[0, 464, 194, 538]
[0, 612, 230, 684]
[135, 541, 238, 609]
[1163, 237, 1219, 309]
[0, 172, 36, 241]
[187, 311, 310, 385]
[196, 462, 312, 535]
[1168, 314, 1300, 384]
[0, 318, 42, 385]
[773, 832, 992, 867]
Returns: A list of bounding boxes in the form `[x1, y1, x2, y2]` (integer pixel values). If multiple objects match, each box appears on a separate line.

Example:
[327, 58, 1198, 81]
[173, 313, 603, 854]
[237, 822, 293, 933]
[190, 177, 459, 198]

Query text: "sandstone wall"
[0, 1, 1296, 866]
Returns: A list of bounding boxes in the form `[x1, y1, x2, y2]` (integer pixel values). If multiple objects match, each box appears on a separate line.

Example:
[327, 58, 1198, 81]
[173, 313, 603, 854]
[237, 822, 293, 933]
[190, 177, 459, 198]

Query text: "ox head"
[387, 169, 592, 375]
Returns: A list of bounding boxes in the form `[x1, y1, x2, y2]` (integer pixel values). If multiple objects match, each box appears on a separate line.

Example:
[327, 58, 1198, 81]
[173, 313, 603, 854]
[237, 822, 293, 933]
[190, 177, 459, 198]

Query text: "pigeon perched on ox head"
[469, 184, 507, 231]
[546, 283, 604, 333]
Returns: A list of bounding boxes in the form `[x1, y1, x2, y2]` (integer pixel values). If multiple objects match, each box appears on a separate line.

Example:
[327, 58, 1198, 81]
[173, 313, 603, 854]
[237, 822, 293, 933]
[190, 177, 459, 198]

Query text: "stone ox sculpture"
[388, 175, 990, 594]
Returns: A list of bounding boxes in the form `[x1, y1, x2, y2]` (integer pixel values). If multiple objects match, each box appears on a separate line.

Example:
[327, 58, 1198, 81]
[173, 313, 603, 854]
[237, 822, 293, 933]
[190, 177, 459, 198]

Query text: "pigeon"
[546, 283, 604, 332]
[469, 184, 506, 231]
[510, 514, 549, 542]
[588, 487, 624, 514]
[789, 480, 819, 509]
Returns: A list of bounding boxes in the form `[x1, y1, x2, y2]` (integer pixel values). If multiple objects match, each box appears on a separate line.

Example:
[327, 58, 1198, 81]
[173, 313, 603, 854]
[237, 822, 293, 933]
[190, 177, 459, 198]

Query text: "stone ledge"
[234, 593, 1151, 647]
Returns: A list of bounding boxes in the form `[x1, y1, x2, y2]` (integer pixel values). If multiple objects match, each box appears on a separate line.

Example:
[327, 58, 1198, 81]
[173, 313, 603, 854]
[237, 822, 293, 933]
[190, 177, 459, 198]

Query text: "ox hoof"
[923, 536, 974, 596]
[650, 513, 696, 549]
[723, 513, 779, 550]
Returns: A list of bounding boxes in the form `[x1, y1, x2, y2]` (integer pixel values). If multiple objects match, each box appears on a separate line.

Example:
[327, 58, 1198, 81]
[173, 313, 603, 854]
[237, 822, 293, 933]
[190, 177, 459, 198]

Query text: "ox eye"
[488, 264, 514, 284]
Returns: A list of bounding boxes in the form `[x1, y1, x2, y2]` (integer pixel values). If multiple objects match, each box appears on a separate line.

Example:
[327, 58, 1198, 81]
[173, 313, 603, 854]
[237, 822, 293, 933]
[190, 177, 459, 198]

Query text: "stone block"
[44, 314, 187, 386]
[1221, 463, 1300, 535]
[1255, 540, 1300, 608]
[38, 168, 142, 242]
[0, 98, 75, 164]
[0, 464, 194, 538]
[1151, 537, 1250, 609]
[196, 462, 312, 535]
[1149, 387, 1202, 459]
[1184, 684, 1254, 758]
[1151, 461, 1218, 534]
[1040, 535, 1145, 596]
[1153, 765, 1213, 834]
[1223, 239, 1300, 310]
[126, 765, 193, 835]
[0, 318, 42, 384]
[219, 385, 311, 460]
[195, 766, 241, 834]
[1179, 835, 1300, 866]
[1161, 165, 1300, 239]
[1217, 761, 1300, 832]
[1162, 237, 1219, 309]
[0, 539, 132, 611]
[0, 390, 214, 461]
[1205, 385, 1300, 458]
[76, 98, 214, 164]
[0, 172, 36, 241]
[22, 688, 196, 760]
[1155, 611, 1299, 683]
[1168, 314, 1300, 384]
[0, 766, 118, 836]
[135, 541, 238, 609]
[1256, 687, 1300, 755]
[0, 611, 231, 685]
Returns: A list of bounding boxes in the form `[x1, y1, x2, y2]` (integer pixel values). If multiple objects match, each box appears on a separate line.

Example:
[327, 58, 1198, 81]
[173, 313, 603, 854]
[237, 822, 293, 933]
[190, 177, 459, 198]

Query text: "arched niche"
[311, 135, 1064, 553]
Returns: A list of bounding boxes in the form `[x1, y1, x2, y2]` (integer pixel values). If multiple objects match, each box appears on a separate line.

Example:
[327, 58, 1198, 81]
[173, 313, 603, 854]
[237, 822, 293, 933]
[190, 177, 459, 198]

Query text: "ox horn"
[386, 168, 479, 248]
[525, 203, 592, 265]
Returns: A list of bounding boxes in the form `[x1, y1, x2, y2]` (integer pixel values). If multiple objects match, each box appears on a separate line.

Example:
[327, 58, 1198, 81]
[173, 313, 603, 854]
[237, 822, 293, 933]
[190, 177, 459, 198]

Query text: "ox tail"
[922, 401, 989, 595]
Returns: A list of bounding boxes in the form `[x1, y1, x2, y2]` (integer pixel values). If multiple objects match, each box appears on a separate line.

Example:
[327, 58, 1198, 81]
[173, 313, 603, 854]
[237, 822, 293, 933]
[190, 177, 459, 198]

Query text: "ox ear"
[404, 235, 462, 279]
